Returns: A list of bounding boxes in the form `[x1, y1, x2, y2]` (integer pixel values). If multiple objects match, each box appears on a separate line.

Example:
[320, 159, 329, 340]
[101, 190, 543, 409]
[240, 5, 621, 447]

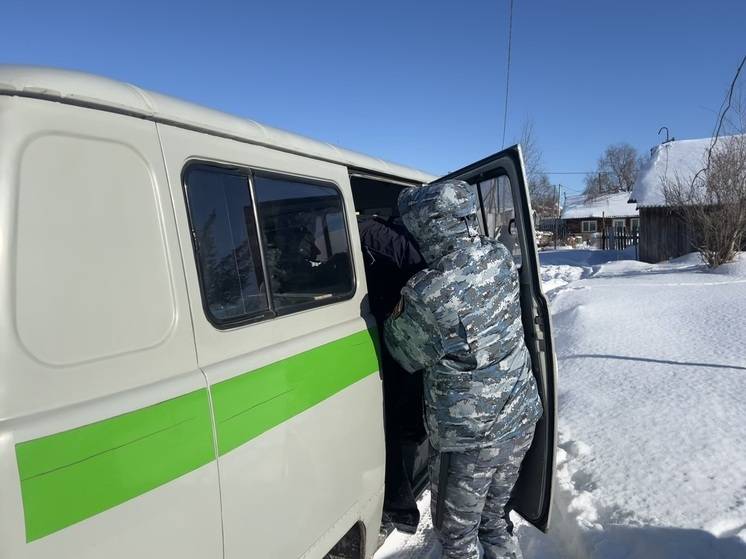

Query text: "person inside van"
[384, 181, 542, 559]
[357, 214, 426, 533]
[264, 216, 351, 303]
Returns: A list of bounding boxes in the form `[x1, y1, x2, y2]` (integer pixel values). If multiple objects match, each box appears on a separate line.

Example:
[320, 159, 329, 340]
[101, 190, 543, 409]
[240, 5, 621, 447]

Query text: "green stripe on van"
[212, 328, 381, 455]
[15, 388, 215, 542]
[14, 328, 381, 542]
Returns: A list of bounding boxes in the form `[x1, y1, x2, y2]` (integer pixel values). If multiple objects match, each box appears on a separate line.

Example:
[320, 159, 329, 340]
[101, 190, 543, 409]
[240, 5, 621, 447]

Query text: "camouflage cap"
[398, 180, 480, 263]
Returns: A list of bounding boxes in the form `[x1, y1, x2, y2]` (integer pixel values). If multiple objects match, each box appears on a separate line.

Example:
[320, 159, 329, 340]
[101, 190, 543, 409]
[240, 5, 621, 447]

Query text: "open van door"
[434, 145, 557, 531]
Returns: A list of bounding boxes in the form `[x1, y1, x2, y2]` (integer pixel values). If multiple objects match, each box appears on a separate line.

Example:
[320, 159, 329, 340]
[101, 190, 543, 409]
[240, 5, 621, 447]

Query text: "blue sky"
[3, 0, 745, 193]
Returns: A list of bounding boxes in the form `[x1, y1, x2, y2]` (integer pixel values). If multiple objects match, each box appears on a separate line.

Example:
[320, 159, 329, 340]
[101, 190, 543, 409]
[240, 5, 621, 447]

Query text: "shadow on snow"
[558, 353, 746, 372]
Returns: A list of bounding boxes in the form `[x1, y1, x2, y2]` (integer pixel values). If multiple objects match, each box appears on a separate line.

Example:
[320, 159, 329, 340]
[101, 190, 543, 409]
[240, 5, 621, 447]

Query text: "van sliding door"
[434, 145, 557, 532]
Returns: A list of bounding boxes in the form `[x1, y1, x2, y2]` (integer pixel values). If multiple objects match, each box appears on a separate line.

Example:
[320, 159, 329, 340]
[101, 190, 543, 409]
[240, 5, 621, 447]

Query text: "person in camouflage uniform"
[384, 180, 543, 559]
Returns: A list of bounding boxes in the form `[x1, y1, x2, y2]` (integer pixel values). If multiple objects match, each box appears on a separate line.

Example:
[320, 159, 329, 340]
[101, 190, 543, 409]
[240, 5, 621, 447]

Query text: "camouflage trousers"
[429, 424, 537, 559]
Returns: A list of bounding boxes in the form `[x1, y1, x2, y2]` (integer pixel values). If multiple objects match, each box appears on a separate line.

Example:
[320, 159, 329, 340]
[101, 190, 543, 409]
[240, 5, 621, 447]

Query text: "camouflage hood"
[397, 180, 480, 264]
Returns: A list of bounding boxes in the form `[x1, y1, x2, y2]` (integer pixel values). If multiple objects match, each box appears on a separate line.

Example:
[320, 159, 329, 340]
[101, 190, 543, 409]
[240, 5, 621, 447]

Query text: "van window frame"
[181, 160, 357, 331]
[251, 169, 357, 317]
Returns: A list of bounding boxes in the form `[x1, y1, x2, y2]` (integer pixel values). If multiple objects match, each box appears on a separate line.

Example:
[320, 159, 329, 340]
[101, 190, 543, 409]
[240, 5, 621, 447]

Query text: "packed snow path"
[376, 249, 746, 558]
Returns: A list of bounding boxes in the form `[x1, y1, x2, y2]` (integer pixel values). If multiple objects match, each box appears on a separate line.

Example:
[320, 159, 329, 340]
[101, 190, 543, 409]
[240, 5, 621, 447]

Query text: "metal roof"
[0, 65, 437, 184]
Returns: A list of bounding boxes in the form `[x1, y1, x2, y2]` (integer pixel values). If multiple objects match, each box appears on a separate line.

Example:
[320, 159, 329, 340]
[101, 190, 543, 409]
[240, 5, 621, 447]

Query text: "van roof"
[0, 65, 437, 184]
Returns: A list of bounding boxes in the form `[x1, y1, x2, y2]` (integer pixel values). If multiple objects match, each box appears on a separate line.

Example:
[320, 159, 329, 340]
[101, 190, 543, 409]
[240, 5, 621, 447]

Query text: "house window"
[581, 220, 597, 233]
[613, 219, 626, 234]
[631, 218, 640, 233]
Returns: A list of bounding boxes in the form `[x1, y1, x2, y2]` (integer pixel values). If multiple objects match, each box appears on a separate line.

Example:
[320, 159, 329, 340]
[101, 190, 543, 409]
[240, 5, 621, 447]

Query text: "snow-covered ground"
[376, 248, 746, 559]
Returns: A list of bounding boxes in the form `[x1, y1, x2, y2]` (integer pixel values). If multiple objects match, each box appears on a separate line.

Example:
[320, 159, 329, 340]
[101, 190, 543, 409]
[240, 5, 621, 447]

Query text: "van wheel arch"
[323, 521, 366, 559]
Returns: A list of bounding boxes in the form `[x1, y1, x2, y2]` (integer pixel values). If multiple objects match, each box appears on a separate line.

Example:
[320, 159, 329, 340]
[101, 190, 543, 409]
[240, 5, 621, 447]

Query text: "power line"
[500, 0, 514, 148]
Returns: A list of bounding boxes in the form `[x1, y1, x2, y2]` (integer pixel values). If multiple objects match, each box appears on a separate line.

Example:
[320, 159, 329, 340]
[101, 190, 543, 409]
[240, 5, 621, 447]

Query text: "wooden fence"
[602, 227, 640, 252]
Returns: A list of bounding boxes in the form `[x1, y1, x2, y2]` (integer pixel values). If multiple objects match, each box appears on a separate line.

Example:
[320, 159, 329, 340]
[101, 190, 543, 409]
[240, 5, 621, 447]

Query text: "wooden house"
[561, 191, 639, 244]
[629, 138, 710, 263]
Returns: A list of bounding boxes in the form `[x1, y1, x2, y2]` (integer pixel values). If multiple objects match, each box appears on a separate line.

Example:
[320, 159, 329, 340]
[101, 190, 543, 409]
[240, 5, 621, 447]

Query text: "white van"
[0, 65, 556, 559]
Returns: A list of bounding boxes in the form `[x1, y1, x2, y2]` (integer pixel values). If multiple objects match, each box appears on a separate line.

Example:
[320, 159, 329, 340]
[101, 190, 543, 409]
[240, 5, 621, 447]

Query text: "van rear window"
[183, 163, 354, 327]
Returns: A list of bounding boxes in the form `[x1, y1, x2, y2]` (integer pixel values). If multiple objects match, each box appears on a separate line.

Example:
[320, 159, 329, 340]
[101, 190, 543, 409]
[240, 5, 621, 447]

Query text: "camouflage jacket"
[384, 181, 542, 452]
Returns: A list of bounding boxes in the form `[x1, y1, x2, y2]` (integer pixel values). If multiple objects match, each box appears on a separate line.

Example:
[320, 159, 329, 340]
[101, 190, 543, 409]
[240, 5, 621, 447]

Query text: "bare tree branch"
[519, 120, 557, 217]
[663, 55, 746, 268]
[663, 135, 746, 267]
[583, 143, 642, 199]
[691, 54, 746, 188]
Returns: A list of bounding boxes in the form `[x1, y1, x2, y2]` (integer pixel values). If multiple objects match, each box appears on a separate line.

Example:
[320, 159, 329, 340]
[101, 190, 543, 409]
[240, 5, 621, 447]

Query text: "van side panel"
[157, 123, 386, 558]
[0, 97, 222, 558]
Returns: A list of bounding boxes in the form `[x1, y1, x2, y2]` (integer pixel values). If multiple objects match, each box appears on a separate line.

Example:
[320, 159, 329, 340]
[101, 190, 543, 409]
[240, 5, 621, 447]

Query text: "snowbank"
[521, 250, 746, 558]
[540, 265, 584, 294]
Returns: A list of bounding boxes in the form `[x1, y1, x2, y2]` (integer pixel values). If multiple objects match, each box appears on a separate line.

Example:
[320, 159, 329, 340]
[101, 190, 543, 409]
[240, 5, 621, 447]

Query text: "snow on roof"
[629, 135, 746, 208]
[629, 137, 716, 208]
[561, 191, 638, 219]
[0, 65, 437, 184]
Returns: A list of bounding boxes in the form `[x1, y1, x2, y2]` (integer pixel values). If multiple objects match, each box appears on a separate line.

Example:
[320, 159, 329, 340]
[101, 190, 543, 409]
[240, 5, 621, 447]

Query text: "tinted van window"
[184, 165, 269, 325]
[254, 175, 354, 313]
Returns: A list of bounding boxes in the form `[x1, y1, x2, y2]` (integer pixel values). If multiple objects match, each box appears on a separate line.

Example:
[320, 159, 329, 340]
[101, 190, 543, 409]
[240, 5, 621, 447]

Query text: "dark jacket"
[357, 216, 425, 323]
